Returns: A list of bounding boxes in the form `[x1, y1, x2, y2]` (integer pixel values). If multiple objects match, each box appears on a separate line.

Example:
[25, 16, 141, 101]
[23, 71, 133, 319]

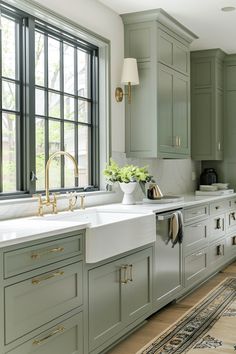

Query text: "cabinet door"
[158, 64, 174, 154]
[6, 312, 83, 354]
[184, 248, 208, 289]
[173, 72, 190, 155]
[122, 248, 152, 325]
[88, 259, 124, 351]
[158, 64, 190, 157]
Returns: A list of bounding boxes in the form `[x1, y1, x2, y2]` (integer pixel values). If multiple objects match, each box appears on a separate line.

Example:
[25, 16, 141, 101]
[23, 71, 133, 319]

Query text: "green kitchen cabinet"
[6, 312, 84, 354]
[122, 9, 197, 158]
[191, 49, 225, 160]
[88, 247, 152, 352]
[158, 64, 190, 155]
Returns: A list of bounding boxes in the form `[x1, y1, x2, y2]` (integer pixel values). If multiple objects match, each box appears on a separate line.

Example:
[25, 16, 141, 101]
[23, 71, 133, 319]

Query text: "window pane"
[64, 123, 75, 188]
[2, 80, 19, 111]
[36, 118, 45, 190]
[78, 125, 89, 187]
[49, 120, 61, 188]
[2, 113, 17, 192]
[35, 31, 45, 86]
[35, 89, 45, 116]
[78, 100, 90, 123]
[2, 16, 17, 80]
[48, 37, 60, 90]
[49, 92, 61, 118]
[64, 96, 74, 120]
[64, 44, 74, 94]
[77, 50, 90, 98]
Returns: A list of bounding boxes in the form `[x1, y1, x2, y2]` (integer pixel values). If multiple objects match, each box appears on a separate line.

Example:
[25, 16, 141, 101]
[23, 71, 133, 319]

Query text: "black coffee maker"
[200, 168, 218, 185]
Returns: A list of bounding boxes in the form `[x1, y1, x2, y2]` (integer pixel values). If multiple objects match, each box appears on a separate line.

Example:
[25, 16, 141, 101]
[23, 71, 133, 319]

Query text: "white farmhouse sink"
[41, 210, 156, 263]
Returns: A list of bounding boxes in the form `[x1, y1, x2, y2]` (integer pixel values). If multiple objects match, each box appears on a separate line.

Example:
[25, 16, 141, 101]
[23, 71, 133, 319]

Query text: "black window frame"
[0, 3, 99, 199]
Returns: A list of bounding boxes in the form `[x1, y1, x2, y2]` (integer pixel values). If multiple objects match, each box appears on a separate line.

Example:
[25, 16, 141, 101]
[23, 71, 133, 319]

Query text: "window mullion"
[74, 46, 78, 187]
[0, 26, 3, 193]
[24, 16, 36, 195]
[60, 40, 64, 188]
[44, 34, 49, 170]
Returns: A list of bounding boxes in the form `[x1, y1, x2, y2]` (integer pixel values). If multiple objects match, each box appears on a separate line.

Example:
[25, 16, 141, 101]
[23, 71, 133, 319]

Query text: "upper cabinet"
[191, 49, 225, 160]
[122, 9, 197, 158]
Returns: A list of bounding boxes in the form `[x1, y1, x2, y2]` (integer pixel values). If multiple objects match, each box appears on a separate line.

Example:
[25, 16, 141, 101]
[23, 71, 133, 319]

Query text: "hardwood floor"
[106, 260, 236, 354]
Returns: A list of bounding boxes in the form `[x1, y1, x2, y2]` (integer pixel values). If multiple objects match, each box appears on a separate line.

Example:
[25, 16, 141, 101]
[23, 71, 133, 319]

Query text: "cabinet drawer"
[184, 248, 207, 288]
[183, 204, 208, 223]
[6, 312, 83, 354]
[226, 233, 236, 259]
[4, 233, 83, 278]
[209, 238, 226, 268]
[209, 214, 225, 241]
[184, 220, 208, 254]
[5, 261, 83, 344]
[209, 200, 228, 215]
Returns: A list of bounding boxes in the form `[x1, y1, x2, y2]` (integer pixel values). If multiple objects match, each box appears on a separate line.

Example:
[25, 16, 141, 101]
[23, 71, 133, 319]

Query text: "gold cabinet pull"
[120, 265, 128, 284]
[32, 270, 64, 285]
[232, 236, 236, 245]
[216, 244, 224, 256]
[216, 218, 222, 230]
[31, 247, 64, 260]
[33, 325, 65, 345]
[128, 264, 133, 282]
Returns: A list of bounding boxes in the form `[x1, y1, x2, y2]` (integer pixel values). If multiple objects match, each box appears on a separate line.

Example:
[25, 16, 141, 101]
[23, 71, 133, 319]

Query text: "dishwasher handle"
[156, 210, 182, 221]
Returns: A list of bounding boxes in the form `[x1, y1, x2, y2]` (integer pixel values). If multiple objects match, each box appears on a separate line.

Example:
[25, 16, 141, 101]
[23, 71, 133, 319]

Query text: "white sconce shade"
[121, 58, 139, 85]
[115, 57, 139, 104]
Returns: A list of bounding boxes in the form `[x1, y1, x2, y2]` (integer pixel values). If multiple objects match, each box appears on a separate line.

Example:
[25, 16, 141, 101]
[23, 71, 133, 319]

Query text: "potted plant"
[104, 159, 153, 204]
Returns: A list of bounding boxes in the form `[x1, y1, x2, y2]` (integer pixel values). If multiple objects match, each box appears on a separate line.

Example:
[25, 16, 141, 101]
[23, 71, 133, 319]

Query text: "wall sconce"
[115, 58, 139, 104]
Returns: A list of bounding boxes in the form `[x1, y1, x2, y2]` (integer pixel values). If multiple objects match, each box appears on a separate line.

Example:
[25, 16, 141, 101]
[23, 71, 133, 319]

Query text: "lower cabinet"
[6, 312, 83, 354]
[184, 248, 208, 288]
[208, 238, 226, 271]
[88, 248, 152, 352]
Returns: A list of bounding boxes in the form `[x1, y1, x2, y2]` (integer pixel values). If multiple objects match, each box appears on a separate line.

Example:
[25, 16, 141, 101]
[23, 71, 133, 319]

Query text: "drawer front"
[227, 210, 236, 231]
[184, 204, 208, 223]
[209, 214, 225, 241]
[184, 248, 208, 288]
[6, 312, 83, 354]
[184, 220, 208, 254]
[209, 200, 228, 216]
[209, 238, 226, 268]
[5, 261, 83, 344]
[4, 233, 83, 278]
[226, 233, 236, 259]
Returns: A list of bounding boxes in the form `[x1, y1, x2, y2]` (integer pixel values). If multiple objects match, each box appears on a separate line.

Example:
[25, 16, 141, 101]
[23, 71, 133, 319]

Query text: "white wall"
[34, 0, 125, 153]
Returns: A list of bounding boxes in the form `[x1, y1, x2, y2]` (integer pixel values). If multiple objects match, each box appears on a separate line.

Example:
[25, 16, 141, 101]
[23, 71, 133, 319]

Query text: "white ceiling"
[98, 0, 236, 53]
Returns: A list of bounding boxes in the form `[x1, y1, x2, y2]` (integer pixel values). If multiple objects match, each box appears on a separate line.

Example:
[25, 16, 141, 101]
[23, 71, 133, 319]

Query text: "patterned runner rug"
[137, 277, 236, 354]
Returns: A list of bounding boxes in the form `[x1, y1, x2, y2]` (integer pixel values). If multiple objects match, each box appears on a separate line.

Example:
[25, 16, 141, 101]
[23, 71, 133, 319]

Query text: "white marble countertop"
[0, 214, 90, 248]
[95, 192, 236, 214]
[0, 192, 236, 249]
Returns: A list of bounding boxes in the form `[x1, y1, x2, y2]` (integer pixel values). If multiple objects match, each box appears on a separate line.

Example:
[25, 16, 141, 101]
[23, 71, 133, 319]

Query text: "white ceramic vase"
[119, 182, 138, 205]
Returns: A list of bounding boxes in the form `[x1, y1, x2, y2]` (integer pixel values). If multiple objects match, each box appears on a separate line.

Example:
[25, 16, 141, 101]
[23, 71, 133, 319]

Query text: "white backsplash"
[111, 152, 201, 200]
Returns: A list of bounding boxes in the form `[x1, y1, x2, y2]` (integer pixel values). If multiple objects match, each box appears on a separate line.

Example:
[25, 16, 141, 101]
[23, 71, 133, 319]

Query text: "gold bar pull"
[33, 325, 65, 345]
[128, 264, 133, 282]
[32, 270, 64, 285]
[31, 247, 64, 260]
[120, 265, 128, 284]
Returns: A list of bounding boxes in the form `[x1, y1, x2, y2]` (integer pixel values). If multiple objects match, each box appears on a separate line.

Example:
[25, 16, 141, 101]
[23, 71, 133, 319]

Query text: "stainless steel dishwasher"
[154, 209, 183, 309]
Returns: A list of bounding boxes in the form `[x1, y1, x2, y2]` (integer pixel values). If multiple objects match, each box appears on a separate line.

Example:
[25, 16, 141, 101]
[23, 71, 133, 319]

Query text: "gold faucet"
[36, 151, 79, 216]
